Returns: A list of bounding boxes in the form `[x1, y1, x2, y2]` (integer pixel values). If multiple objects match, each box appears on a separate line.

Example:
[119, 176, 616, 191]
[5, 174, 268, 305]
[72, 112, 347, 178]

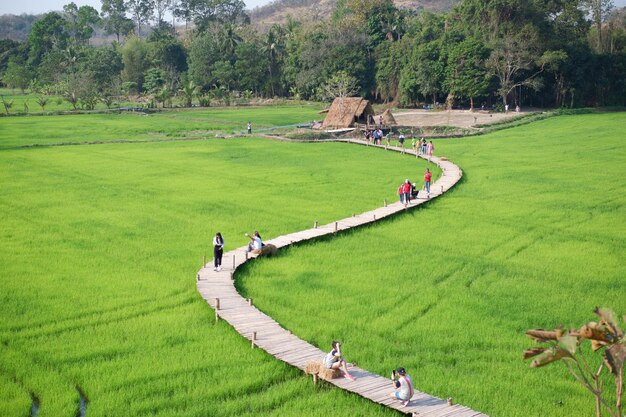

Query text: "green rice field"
[0, 108, 624, 417]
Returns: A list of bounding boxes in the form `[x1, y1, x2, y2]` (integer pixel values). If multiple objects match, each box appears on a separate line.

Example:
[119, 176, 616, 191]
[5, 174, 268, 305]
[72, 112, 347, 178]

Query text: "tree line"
[1, 0, 625, 110]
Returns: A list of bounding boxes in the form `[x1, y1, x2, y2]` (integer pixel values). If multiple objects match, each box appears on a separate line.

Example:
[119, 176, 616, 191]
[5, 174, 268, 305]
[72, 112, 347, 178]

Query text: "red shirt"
[402, 182, 411, 193]
[424, 171, 432, 182]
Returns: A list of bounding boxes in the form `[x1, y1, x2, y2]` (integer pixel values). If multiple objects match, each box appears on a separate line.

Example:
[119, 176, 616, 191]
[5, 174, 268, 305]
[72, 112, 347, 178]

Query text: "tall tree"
[153, 0, 172, 27]
[126, 0, 155, 37]
[584, 0, 615, 52]
[101, 0, 134, 42]
[444, 37, 490, 110]
[28, 12, 69, 65]
[63, 3, 100, 46]
[121, 36, 149, 92]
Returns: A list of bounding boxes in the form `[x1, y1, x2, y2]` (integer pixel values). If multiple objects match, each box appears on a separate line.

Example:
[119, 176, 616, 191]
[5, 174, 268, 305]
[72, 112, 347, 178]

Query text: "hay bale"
[304, 360, 340, 380]
[260, 244, 278, 256]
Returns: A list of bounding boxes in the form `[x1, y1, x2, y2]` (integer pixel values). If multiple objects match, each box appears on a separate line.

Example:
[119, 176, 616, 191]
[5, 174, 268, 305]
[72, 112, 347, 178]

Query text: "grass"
[237, 112, 626, 417]
[1, 107, 624, 417]
[0, 110, 433, 417]
[0, 104, 323, 150]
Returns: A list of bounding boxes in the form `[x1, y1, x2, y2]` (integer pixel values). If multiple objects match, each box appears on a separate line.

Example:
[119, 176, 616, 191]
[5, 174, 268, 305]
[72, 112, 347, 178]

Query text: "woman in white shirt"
[213, 232, 224, 271]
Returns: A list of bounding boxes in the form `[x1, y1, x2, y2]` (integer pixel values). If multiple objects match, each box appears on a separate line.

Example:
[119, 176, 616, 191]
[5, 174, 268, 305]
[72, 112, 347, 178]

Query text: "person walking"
[424, 168, 432, 197]
[389, 367, 414, 407]
[213, 232, 224, 271]
[398, 183, 404, 204]
[247, 121, 252, 134]
[398, 133, 405, 148]
[420, 138, 427, 155]
[426, 140, 434, 159]
[402, 179, 411, 206]
[324, 341, 356, 381]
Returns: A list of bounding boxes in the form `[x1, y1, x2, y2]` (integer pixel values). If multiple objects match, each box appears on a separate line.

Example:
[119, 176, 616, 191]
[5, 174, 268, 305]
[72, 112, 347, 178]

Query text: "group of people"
[411, 137, 434, 158]
[324, 341, 414, 406]
[398, 168, 433, 204]
[364, 128, 386, 144]
[211, 230, 265, 271]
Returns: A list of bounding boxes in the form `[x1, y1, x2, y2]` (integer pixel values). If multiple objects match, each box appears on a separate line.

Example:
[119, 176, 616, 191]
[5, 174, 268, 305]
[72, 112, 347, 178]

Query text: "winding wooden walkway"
[196, 139, 488, 417]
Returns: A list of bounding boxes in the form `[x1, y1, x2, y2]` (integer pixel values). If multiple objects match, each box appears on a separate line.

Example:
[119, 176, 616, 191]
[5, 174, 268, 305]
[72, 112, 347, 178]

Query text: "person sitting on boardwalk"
[324, 341, 355, 381]
[411, 182, 419, 200]
[245, 231, 263, 254]
[389, 367, 414, 407]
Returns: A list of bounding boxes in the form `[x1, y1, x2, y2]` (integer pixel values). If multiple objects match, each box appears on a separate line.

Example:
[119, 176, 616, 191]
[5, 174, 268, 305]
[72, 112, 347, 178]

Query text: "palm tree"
[179, 80, 198, 107]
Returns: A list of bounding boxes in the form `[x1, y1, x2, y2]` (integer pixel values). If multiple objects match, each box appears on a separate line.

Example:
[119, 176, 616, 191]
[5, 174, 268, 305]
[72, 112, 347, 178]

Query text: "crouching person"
[245, 231, 263, 254]
[389, 367, 413, 407]
[325, 341, 356, 381]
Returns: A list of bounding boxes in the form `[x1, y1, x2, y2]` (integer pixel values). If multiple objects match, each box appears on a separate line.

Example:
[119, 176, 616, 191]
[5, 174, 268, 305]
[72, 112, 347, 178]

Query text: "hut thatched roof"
[322, 97, 374, 129]
[381, 109, 397, 126]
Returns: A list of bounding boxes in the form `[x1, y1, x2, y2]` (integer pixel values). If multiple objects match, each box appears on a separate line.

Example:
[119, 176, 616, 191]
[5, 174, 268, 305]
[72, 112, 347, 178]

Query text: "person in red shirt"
[424, 168, 432, 197]
[402, 180, 411, 206]
[398, 184, 404, 204]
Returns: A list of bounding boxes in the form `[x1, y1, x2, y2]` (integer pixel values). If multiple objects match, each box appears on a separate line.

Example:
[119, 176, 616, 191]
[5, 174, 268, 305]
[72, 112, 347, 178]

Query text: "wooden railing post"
[196, 273, 200, 281]
[334, 222, 338, 234]
[215, 298, 220, 323]
[384, 199, 387, 207]
[248, 298, 253, 306]
[229, 272, 234, 281]
[245, 251, 248, 260]
[203, 254, 206, 267]
[232, 255, 235, 269]
[251, 331, 257, 348]
[314, 220, 318, 229]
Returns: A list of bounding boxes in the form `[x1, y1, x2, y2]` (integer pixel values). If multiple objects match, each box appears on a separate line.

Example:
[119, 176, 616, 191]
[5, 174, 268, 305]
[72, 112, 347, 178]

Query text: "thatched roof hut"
[322, 97, 375, 129]
[380, 109, 397, 126]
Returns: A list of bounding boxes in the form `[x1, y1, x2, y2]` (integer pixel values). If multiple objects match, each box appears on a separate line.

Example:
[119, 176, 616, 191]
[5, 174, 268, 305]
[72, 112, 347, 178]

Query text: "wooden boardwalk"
[196, 139, 487, 417]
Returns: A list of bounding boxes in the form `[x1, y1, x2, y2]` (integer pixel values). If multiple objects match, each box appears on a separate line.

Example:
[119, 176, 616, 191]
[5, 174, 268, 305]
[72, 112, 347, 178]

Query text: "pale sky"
[1, 0, 625, 15]
[0, 0, 274, 15]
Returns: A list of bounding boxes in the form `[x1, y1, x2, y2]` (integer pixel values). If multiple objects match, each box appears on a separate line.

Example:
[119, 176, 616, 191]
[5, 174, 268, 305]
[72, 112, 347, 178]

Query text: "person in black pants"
[213, 232, 224, 271]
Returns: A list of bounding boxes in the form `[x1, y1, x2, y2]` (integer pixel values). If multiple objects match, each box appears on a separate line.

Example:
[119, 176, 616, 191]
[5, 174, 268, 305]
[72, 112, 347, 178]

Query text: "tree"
[235, 41, 268, 94]
[190, 0, 248, 31]
[444, 37, 490, 110]
[584, 0, 615, 53]
[28, 12, 70, 65]
[63, 3, 100, 46]
[121, 36, 149, 93]
[188, 32, 220, 89]
[318, 70, 359, 101]
[173, 0, 194, 29]
[2, 60, 33, 92]
[101, 0, 134, 42]
[79, 46, 123, 91]
[126, 0, 155, 37]
[178, 79, 198, 107]
[525, 308, 624, 417]
[486, 24, 546, 107]
[411, 41, 445, 105]
[153, 0, 172, 26]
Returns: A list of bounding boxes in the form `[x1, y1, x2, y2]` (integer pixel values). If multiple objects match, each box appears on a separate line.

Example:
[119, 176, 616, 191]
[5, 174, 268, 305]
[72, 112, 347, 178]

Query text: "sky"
[0, 0, 274, 15]
[1, 0, 625, 16]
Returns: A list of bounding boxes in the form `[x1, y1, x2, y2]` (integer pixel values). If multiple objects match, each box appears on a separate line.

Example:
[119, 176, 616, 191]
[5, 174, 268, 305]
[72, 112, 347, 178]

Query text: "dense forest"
[1, 0, 625, 109]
